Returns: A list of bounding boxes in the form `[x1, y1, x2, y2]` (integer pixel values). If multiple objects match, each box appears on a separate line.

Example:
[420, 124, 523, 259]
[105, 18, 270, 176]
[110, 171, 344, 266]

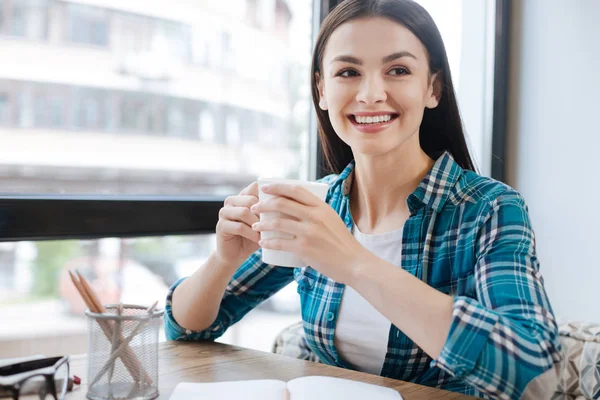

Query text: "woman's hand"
[215, 182, 261, 268]
[251, 183, 365, 284]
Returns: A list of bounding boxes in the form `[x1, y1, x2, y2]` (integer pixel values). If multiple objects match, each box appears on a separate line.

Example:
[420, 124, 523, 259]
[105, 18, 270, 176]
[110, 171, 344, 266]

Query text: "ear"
[425, 72, 442, 109]
[316, 72, 328, 111]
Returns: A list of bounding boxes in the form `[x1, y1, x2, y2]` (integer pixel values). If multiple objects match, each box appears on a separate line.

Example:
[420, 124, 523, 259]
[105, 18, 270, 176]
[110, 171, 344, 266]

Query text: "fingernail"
[250, 205, 257, 212]
[252, 222, 259, 230]
[261, 185, 271, 192]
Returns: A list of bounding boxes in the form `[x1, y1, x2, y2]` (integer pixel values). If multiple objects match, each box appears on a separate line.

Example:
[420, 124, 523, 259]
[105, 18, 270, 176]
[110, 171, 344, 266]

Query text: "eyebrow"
[330, 51, 418, 65]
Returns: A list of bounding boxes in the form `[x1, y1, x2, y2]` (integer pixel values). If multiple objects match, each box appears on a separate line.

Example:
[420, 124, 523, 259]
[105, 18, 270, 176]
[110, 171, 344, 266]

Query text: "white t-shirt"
[334, 223, 403, 375]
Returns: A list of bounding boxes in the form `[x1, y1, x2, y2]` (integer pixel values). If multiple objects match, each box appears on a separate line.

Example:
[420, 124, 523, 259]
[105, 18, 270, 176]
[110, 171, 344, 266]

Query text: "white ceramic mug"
[257, 178, 330, 268]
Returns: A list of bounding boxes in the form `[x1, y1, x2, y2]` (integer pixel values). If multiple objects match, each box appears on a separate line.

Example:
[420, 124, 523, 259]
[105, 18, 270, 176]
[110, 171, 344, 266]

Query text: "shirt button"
[326, 312, 335, 321]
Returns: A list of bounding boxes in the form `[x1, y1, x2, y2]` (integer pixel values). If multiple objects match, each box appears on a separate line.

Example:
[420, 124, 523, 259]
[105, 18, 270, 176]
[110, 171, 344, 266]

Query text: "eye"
[388, 67, 410, 76]
[336, 69, 360, 78]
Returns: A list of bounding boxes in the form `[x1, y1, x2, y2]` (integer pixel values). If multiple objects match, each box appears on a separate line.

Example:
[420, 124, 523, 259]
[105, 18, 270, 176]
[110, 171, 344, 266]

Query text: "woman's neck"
[350, 145, 434, 234]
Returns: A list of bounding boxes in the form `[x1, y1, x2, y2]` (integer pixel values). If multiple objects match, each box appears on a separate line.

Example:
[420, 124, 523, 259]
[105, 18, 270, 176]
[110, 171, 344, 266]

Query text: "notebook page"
[169, 379, 288, 400]
[287, 376, 402, 400]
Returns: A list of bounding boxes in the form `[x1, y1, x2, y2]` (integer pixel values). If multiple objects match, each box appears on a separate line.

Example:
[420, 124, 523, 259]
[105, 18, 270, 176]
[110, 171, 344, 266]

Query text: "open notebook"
[169, 376, 403, 400]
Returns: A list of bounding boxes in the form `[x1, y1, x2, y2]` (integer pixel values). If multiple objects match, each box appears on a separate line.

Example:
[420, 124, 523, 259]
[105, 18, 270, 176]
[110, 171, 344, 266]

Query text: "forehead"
[323, 17, 428, 64]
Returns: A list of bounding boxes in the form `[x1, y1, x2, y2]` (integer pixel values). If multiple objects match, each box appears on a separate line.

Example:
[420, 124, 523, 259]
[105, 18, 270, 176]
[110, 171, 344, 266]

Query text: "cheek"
[325, 83, 354, 126]
[326, 82, 354, 111]
[394, 81, 428, 109]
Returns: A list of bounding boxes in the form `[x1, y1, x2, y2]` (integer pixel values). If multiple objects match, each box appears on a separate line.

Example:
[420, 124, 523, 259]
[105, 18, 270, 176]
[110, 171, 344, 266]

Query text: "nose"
[356, 75, 387, 104]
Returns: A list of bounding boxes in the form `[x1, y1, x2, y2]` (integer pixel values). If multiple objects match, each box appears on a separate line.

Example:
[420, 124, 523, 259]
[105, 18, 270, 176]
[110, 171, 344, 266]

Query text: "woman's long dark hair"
[311, 0, 476, 174]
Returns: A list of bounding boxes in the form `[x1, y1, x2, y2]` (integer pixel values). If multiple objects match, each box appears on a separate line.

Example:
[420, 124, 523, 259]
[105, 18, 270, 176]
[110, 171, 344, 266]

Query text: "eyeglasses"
[0, 356, 70, 400]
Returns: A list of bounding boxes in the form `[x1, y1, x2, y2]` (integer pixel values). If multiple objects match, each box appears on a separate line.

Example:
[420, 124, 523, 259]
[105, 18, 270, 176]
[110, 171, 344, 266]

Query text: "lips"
[349, 113, 399, 124]
[347, 112, 399, 134]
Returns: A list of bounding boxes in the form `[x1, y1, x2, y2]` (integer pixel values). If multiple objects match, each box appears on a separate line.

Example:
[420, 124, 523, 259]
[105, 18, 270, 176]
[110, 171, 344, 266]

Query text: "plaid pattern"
[164, 152, 562, 399]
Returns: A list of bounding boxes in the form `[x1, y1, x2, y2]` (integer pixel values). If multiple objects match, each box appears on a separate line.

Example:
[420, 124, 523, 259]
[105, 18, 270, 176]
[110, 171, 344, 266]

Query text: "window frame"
[0, 0, 511, 242]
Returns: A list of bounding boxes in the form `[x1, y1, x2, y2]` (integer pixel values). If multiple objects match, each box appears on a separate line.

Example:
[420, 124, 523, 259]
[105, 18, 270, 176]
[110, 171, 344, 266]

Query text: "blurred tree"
[32, 240, 80, 298]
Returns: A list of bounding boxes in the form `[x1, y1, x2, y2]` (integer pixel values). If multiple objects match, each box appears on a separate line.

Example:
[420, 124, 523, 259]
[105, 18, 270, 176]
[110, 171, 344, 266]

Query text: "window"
[33, 86, 66, 128]
[72, 89, 105, 130]
[16, 85, 33, 128]
[239, 109, 259, 143]
[151, 20, 191, 64]
[120, 95, 149, 133]
[0, 243, 17, 291]
[0, 0, 317, 356]
[66, 3, 109, 47]
[9, 0, 47, 39]
[165, 100, 196, 138]
[0, 1, 5, 33]
[199, 109, 216, 142]
[221, 31, 235, 71]
[0, 93, 9, 124]
[192, 27, 210, 66]
[415, 0, 499, 176]
[225, 113, 241, 146]
[115, 13, 147, 56]
[206, 32, 223, 69]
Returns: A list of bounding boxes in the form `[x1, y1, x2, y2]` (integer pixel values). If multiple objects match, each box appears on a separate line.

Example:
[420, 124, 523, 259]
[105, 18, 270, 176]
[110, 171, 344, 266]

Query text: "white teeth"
[354, 114, 394, 124]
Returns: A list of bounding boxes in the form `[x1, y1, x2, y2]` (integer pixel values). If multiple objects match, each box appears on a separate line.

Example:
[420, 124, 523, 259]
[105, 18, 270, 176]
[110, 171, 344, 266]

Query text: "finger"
[219, 206, 260, 227]
[260, 183, 320, 206]
[224, 194, 259, 209]
[240, 181, 259, 197]
[253, 217, 302, 237]
[218, 220, 260, 243]
[251, 196, 306, 220]
[259, 237, 295, 251]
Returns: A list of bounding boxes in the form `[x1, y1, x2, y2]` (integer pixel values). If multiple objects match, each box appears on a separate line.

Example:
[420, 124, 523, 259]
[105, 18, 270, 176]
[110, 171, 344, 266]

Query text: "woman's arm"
[170, 252, 241, 332]
[348, 191, 562, 399]
[165, 249, 294, 341]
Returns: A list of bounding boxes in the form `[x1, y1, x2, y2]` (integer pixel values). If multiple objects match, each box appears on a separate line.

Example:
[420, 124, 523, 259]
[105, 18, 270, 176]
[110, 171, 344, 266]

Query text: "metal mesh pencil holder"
[85, 304, 164, 400]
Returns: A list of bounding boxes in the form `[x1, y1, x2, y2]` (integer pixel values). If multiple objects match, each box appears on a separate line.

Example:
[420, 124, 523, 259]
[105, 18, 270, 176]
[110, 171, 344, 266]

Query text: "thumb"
[240, 181, 259, 197]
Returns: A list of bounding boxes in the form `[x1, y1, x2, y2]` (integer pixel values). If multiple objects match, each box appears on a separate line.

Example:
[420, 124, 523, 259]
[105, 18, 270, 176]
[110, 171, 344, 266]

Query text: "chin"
[350, 135, 416, 157]
[350, 142, 396, 157]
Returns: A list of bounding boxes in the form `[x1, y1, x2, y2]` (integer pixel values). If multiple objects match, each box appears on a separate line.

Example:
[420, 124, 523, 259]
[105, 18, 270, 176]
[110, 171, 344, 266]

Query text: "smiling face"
[317, 17, 440, 157]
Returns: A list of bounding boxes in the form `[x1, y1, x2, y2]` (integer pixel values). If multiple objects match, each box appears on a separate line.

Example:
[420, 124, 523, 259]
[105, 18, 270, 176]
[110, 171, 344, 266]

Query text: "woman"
[165, 0, 562, 398]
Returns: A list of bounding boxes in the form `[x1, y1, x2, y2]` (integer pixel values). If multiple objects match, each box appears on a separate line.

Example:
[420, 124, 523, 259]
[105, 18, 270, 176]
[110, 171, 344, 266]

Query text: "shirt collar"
[335, 151, 464, 213]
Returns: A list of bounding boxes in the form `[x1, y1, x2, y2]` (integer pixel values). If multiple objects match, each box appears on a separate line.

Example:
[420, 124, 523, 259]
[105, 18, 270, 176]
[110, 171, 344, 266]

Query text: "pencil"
[68, 270, 154, 384]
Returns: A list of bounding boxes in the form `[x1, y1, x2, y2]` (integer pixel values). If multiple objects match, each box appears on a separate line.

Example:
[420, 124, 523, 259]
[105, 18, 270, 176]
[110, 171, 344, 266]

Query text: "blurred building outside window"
[0, 0, 314, 359]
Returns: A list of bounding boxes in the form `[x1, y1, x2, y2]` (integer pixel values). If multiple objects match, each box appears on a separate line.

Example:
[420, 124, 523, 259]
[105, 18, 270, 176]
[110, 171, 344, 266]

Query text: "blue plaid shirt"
[164, 152, 562, 399]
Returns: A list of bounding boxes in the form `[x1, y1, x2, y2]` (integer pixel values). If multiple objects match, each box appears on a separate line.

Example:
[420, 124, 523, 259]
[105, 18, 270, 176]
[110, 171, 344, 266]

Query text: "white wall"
[507, 0, 600, 323]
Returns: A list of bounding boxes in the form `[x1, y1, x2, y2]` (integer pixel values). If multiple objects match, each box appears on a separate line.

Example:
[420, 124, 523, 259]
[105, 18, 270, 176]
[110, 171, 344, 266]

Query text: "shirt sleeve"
[164, 249, 294, 341]
[432, 190, 563, 399]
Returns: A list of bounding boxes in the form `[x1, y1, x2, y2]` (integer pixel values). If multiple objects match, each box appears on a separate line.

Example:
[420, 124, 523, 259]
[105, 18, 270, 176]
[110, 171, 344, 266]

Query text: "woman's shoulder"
[454, 170, 529, 213]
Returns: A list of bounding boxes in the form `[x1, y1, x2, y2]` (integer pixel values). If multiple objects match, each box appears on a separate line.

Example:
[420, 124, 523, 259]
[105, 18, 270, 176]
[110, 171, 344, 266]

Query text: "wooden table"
[56, 341, 477, 399]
